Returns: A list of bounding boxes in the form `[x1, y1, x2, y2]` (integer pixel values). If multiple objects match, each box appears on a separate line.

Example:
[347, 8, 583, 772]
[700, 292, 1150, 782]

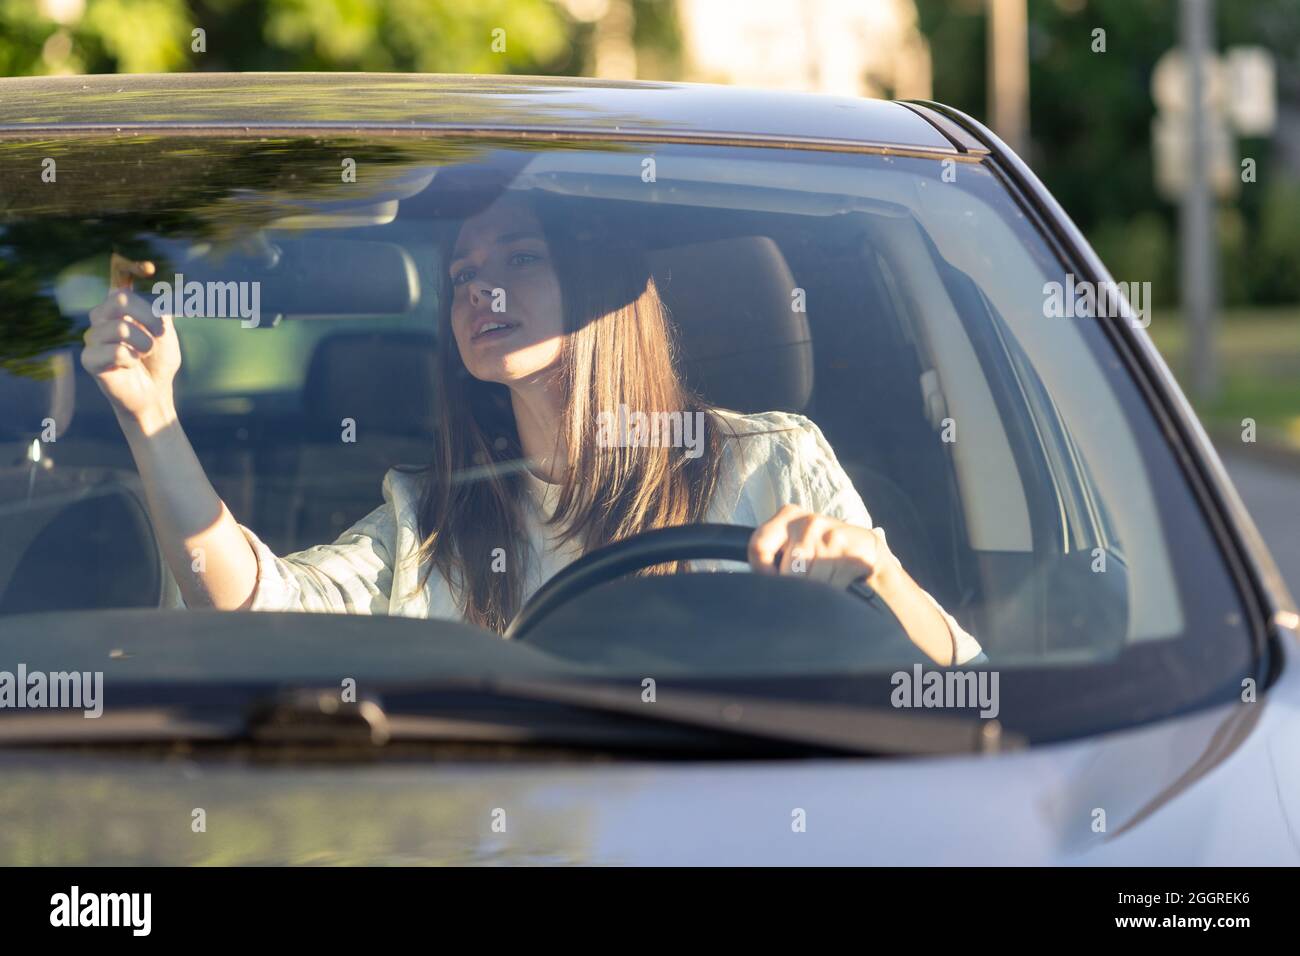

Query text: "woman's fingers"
[815, 524, 884, 586]
[109, 253, 155, 290]
[89, 289, 165, 337]
[81, 313, 156, 376]
[85, 317, 154, 354]
[748, 503, 809, 574]
[750, 506, 885, 588]
[80, 340, 139, 374]
[780, 514, 823, 574]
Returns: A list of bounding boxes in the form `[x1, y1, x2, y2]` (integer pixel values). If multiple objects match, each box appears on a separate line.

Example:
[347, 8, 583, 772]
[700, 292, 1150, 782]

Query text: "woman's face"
[448, 196, 565, 387]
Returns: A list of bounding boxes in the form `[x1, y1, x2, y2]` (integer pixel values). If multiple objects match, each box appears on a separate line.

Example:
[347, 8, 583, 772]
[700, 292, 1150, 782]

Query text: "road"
[1219, 450, 1300, 599]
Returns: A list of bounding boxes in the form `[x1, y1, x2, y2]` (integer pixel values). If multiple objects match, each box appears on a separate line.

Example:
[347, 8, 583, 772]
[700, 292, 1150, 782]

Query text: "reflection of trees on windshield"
[1, 75, 679, 132]
[0, 134, 593, 379]
[0, 759, 611, 864]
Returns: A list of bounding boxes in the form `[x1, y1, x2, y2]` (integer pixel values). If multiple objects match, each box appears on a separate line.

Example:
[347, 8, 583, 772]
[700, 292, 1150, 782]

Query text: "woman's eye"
[451, 268, 474, 286]
[510, 252, 540, 267]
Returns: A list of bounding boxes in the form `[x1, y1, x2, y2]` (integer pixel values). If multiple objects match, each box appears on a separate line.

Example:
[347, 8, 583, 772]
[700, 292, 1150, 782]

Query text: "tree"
[0, 0, 574, 77]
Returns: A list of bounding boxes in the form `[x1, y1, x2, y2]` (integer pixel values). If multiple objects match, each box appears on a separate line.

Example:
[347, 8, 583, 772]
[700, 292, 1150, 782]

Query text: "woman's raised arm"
[81, 254, 260, 610]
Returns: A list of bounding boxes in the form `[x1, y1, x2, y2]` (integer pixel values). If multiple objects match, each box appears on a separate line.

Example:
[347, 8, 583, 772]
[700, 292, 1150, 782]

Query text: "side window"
[867, 219, 1033, 555]
[1001, 325, 1119, 556]
[865, 220, 1140, 661]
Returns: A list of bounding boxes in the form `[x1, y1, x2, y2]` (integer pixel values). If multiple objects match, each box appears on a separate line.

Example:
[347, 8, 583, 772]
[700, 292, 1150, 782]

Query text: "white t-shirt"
[236, 409, 985, 664]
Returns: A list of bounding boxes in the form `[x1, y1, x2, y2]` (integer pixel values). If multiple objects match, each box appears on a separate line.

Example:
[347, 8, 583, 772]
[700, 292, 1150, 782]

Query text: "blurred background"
[3, 0, 1298, 510]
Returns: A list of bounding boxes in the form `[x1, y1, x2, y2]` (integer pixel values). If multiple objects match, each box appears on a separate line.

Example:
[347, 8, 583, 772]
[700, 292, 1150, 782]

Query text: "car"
[0, 71, 1296, 866]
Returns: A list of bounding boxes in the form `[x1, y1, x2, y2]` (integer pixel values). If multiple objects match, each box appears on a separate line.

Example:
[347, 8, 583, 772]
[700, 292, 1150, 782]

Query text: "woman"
[81, 191, 983, 666]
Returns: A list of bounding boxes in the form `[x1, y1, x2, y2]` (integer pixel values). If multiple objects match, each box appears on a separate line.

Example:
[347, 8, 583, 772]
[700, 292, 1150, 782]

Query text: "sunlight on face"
[448, 195, 565, 387]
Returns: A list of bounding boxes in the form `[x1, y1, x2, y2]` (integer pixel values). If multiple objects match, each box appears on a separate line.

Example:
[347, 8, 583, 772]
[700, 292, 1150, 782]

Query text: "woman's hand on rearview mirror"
[80, 253, 181, 432]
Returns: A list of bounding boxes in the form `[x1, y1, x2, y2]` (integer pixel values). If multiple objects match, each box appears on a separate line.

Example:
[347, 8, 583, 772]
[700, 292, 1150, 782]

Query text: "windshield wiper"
[0, 677, 1023, 757]
[246, 678, 1023, 757]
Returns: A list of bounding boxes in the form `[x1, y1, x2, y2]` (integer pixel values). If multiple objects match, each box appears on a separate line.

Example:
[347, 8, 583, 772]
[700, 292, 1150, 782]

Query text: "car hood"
[4, 627, 1297, 866]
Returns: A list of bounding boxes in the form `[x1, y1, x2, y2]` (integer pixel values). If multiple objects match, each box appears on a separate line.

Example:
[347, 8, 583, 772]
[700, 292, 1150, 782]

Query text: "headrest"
[302, 331, 437, 438]
[648, 236, 813, 413]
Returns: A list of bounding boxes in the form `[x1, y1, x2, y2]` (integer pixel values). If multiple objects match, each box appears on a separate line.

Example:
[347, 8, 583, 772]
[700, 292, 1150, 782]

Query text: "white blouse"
[236, 409, 985, 664]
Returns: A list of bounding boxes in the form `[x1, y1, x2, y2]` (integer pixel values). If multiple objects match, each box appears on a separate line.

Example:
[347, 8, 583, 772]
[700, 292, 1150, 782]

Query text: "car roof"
[0, 72, 959, 153]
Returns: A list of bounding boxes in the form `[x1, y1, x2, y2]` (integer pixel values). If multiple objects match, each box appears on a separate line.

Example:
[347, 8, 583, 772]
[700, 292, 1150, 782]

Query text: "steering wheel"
[504, 523, 898, 641]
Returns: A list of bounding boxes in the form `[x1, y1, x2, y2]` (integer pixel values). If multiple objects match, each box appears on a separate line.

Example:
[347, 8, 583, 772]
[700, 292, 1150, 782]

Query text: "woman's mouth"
[471, 319, 520, 342]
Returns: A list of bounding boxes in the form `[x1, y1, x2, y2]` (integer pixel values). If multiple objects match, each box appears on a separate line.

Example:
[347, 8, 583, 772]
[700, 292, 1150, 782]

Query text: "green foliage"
[0, 0, 576, 76]
[1089, 211, 1174, 306]
[257, 0, 568, 73]
[1217, 205, 1249, 307]
[1148, 306, 1300, 429]
[1248, 177, 1300, 304]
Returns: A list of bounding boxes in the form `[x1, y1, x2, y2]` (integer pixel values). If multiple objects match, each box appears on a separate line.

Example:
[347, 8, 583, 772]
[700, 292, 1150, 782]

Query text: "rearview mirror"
[148, 237, 420, 320]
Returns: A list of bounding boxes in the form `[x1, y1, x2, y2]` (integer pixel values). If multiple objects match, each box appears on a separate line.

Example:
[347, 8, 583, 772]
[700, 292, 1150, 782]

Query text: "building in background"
[674, 0, 931, 98]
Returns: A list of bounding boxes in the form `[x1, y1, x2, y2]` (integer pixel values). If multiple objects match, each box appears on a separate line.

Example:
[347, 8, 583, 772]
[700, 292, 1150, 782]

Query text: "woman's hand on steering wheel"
[749, 505, 965, 665]
[748, 504, 899, 589]
[508, 514, 965, 666]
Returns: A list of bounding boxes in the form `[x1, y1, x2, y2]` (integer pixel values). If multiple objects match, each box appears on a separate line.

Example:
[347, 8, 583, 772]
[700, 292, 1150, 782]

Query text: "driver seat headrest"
[648, 236, 813, 413]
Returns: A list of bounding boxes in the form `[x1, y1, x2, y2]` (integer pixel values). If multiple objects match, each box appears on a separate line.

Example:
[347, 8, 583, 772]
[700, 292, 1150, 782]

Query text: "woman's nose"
[468, 278, 496, 309]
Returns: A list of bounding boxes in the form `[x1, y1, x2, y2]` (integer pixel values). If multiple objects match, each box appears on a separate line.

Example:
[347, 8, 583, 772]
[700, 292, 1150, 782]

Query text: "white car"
[0, 72, 1296, 868]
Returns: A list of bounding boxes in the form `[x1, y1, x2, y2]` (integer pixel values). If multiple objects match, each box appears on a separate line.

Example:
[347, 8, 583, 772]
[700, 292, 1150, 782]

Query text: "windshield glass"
[0, 134, 1254, 743]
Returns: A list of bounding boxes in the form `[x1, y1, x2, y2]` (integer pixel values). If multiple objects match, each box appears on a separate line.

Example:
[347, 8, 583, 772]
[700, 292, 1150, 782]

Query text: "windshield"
[0, 133, 1255, 745]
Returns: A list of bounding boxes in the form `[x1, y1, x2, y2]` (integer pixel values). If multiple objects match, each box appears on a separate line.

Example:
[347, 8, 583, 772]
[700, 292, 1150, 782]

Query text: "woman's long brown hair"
[411, 195, 728, 633]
